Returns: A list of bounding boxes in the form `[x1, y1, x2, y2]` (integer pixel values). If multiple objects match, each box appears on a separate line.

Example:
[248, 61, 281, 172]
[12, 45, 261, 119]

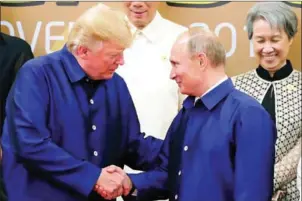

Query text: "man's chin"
[103, 73, 115, 80]
[179, 86, 186, 94]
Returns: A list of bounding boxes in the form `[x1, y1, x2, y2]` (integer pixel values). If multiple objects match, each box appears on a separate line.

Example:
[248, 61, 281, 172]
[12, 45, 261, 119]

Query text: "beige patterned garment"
[232, 69, 302, 201]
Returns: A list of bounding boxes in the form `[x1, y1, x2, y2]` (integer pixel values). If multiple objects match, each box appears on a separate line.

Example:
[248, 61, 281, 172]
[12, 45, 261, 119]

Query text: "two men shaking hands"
[95, 165, 133, 200]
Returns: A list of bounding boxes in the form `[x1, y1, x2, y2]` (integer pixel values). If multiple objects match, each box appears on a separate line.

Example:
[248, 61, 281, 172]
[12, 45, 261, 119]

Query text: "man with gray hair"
[1, 3, 162, 201]
[99, 27, 277, 201]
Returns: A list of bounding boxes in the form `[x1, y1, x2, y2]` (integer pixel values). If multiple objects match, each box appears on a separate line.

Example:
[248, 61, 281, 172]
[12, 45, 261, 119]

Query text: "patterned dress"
[232, 60, 301, 201]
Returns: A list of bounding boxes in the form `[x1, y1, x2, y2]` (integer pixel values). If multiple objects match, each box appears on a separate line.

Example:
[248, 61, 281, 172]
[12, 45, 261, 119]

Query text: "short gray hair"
[246, 2, 298, 40]
[184, 27, 226, 67]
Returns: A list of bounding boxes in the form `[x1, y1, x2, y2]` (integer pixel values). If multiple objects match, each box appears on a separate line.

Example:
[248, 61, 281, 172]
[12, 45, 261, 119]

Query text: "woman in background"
[232, 2, 301, 201]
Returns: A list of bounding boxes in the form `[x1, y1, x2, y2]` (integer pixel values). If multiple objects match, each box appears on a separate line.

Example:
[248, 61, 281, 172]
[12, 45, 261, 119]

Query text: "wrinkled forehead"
[100, 40, 125, 52]
[170, 43, 189, 62]
[172, 34, 190, 53]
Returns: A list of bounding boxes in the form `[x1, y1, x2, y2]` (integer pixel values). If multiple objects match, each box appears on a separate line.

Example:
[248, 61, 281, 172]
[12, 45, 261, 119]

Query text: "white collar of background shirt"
[194, 76, 228, 105]
[126, 11, 163, 44]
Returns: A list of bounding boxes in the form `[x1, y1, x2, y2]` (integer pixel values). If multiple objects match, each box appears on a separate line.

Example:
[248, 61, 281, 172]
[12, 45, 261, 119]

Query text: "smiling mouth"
[132, 11, 146, 15]
[262, 55, 277, 60]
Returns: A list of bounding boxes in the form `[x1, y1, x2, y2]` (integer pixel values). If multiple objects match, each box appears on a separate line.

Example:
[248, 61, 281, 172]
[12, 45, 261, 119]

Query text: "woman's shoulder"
[231, 69, 256, 82]
[289, 69, 302, 83]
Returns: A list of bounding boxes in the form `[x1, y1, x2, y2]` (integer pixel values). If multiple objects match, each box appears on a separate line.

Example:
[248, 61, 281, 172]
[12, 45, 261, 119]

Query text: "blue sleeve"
[127, 128, 170, 201]
[126, 112, 183, 201]
[121, 81, 163, 171]
[6, 63, 101, 197]
[234, 105, 277, 201]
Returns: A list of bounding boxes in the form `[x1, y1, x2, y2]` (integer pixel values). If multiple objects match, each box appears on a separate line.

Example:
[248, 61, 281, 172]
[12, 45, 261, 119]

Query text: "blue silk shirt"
[130, 79, 277, 201]
[1, 46, 162, 201]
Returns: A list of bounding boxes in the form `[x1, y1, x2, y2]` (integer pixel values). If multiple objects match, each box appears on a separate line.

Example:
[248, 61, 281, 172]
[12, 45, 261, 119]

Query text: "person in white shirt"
[116, 2, 187, 201]
[117, 2, 187, 140]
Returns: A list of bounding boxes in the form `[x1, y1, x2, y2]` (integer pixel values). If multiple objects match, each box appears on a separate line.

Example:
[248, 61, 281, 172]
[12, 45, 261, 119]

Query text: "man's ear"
[198, 52, 208, 70]
[76, 46, 89, 60]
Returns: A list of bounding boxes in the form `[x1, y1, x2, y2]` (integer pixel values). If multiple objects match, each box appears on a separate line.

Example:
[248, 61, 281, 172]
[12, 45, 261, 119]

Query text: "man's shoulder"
[213, 88, 264, 122]
[1, 32, 33, 55]
[110, 72, 124, 82]
[1, 32, 30, 48]
[26, 51, 59, 64]
[160, 17, 187, 34]
[227, 89, 266, 115]
[230, 89, 261, 105]
[108, 73, 129, 89]
[18, 50, 62, 75]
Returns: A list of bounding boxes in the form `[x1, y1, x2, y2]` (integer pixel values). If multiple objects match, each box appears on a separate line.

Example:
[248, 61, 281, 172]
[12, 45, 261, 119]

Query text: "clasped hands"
[94, 165, 133, 200]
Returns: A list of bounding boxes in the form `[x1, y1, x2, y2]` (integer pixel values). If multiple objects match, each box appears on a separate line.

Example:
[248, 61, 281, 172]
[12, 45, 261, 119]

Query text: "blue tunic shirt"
[130, 79, 277, 201]
[1, 46, 162, 201]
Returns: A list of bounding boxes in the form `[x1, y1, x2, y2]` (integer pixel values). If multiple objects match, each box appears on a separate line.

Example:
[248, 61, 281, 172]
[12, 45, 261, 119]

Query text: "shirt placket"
[84, 78, 100, 164]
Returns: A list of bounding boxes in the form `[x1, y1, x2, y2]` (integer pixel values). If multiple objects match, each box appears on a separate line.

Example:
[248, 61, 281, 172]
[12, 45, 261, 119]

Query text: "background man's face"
[124, 2, 160, 29]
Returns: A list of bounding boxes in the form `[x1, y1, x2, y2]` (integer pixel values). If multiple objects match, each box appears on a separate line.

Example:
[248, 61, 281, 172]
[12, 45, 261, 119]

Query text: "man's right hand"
[94, 165, 133, 200]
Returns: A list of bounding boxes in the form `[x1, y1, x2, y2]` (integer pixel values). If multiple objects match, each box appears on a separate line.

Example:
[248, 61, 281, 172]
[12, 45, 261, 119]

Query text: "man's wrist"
[129, 184, 137, 196]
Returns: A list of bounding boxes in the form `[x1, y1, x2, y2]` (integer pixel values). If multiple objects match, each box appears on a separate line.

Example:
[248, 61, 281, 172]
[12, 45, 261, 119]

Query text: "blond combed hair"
[67, 3, 133, 52]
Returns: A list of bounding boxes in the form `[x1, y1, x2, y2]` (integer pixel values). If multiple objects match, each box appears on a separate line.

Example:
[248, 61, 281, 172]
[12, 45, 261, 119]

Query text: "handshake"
[94, 165, 134, 200]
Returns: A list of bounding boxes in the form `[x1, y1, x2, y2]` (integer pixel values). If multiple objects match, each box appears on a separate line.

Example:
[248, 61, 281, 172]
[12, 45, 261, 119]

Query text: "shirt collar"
[201, 78, 234, 110]
[256, 60, 293, 81]
[127, 11, 163, 44]
[183, 77, 234, 110]
[202, 76, 228, 98]
[60, 45, 86, 83]
[183, 96, 196, 110]
[194, 76, 227, 104]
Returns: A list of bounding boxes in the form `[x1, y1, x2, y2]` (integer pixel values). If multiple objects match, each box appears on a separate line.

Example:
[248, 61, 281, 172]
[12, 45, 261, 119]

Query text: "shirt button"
[175, 194, 178, 200]
[93, 151, 98, 156]
[90, 99, 94, 105]
[92, 125, 96, 130]
[85, 78, 89, 82]
[178, 170, 181, 176]
[184, 146, 188, 151]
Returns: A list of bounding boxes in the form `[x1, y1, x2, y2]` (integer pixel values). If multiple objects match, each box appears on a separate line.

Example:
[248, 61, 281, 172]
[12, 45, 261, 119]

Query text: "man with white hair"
[0, 4, 162, 201]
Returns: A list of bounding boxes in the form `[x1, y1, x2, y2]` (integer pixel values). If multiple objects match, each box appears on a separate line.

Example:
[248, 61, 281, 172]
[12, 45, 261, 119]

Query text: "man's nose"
[170, 69, 176, 80]
[117, 56, 125, 66]
[132, 2, 143, 8]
